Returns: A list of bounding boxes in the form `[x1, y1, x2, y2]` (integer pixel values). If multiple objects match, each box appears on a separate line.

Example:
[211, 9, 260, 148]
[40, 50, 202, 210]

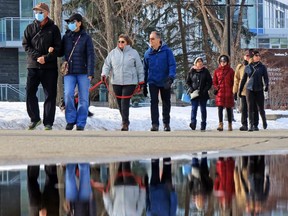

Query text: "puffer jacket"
[186, 66, 212, 100]
[101, 45, 144, 85]
[213, 64, 235, 108]
[103, 185, 146, 216]
[239, 61, 269, 93]
[146, 184, 177, 216]
[61, 29, 95, 76]
[22, 18, 61, 69]
[233, 63, 247, 96]
[144, 43, 176, 87]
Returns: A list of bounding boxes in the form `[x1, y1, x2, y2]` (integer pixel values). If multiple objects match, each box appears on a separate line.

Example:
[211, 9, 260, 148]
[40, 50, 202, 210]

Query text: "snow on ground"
[0, 102, 287, 131]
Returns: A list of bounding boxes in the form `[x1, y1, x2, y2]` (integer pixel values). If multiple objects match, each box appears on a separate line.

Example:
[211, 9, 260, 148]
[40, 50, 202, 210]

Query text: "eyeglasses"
[149, 38, 155, 41]
[118, 40, 126, 44]
[34, 11, 43, 14]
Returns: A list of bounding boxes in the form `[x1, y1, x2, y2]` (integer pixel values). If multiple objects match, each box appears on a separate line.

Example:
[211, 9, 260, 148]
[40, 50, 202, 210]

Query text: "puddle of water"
[0, 152, 287, 215]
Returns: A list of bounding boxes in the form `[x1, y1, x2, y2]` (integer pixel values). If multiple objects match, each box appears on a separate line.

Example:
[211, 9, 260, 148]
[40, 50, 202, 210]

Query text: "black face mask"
[243, 60, 248, 65]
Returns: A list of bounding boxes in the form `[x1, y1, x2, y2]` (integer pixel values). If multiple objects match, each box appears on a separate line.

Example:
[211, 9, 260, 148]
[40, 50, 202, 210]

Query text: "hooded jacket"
[213, 64, 235, 108]
[143, 43, 176, 87]
[22, 18, 61, 69]
[186, 66, 212, 100]
[61, 29, 95, 76]
[101, 45, 144, 85]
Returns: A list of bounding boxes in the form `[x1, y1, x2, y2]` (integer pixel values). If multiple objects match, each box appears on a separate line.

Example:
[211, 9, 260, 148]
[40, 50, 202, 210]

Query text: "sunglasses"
[34, 11, 43, 14]
[118, 40, 126, 44]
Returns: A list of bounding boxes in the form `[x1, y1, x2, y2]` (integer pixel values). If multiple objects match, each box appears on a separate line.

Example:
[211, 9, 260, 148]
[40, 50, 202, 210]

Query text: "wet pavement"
[0, 129, 287, 165]
[0, 129, 288, 215]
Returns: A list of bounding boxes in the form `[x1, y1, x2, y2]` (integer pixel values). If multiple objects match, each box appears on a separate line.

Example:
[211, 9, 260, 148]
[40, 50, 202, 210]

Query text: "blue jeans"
[64, 74, 90, 128]
[65, 163, 91, 201]
[191, 98, 208, 129]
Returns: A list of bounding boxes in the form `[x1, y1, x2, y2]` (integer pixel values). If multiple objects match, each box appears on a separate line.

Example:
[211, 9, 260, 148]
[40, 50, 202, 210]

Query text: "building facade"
[244, 0, 288, 49]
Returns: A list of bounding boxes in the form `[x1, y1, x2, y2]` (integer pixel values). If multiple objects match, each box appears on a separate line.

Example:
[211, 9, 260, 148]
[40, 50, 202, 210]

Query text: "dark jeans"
[218, 106, 233, 123]
[113, 85, 136, 124]
[191, 98, 208, 129]
[241, 96, 259, 127]
[114, 162, 137, 186]
[149, 84, 171, 126]
[246, 90, 266, 127]
[150, 158, 172, 186]
[26, 68, 58, 126]
[27, 165, 59, 216]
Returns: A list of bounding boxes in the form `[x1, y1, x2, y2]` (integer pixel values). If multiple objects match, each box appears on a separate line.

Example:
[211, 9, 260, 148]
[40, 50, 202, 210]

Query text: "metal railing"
[0, 84, 45, 102]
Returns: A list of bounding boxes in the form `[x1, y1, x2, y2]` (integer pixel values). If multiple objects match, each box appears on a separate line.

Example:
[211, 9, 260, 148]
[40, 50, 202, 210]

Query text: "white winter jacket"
[101, 45, 144, 85]
[103, 185, 146, 216]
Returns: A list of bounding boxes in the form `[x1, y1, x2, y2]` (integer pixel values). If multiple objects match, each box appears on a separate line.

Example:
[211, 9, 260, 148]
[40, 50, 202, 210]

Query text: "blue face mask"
[68, 22, 77, 32]
[35, 13, 44, 22]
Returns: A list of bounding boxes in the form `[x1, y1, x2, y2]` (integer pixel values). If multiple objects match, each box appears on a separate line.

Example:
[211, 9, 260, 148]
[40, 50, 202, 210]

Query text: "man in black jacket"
[22, 2, 61, 130]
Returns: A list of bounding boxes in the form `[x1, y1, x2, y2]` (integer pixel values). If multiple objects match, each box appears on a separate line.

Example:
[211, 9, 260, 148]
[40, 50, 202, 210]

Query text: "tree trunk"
[103, 0, 118, 109]
[50, 0, 63, 105]
[176, 0, 189, 78]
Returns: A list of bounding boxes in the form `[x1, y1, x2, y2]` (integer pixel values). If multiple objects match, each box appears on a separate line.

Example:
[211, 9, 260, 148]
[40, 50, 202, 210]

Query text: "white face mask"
[35, 13, 44, 22]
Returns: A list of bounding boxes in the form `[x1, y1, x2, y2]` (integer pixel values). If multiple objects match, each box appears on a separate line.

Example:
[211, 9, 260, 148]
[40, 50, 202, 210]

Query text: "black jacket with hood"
[22, 18, 61, 69]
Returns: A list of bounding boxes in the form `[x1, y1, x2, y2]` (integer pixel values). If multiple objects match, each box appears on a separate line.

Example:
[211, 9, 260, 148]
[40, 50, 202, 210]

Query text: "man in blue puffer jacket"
[144, 31, 176, 132]
[146, 158, 178, 216]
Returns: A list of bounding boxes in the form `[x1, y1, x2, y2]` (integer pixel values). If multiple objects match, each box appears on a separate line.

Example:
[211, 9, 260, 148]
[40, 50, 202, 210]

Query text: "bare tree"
[194, 0, 247, 67]
[50, 0, 63, 104]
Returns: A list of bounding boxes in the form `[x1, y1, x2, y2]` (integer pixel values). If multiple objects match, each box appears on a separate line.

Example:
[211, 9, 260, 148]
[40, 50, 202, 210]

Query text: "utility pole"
[226, 0, 231, 57]
[205, 1, 253, 57]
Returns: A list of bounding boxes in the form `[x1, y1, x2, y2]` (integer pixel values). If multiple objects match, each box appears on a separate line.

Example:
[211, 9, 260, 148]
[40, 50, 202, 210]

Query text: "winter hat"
[194, 57, 203, 66]
[218, 55, 229, 63]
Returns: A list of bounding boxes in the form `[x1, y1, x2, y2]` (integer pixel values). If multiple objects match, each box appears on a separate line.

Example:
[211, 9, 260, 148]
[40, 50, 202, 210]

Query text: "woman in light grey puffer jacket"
[101, 34, 144, 131]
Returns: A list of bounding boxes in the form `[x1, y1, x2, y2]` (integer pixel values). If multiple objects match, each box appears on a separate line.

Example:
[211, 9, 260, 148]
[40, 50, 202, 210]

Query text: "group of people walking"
[23, 2, 176, 132]
[23, 2, 269, 132]
[186, 50, 269, 132]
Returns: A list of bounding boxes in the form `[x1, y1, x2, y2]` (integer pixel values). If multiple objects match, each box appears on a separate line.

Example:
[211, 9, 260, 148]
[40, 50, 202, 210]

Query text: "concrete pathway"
[0, 129, 287, 166]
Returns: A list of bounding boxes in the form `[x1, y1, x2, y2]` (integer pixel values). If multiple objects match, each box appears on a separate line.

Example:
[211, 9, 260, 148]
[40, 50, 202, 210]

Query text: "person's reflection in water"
[188, 155, 213, 214]
[240, 156, 270, 215]
[91, 161, 146, 215]
[65, 163, 95, 216]
[27, 165, 59, 216]
[213, 157, 235, 215]
[146, 157, 177, 216]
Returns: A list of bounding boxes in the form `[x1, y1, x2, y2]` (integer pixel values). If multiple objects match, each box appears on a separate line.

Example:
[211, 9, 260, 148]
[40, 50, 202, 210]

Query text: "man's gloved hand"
[234, 93, 237, 101]
[164, 76, 173, 90]
[264, 86, 268, 92]
[101, 75, 106, 82]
